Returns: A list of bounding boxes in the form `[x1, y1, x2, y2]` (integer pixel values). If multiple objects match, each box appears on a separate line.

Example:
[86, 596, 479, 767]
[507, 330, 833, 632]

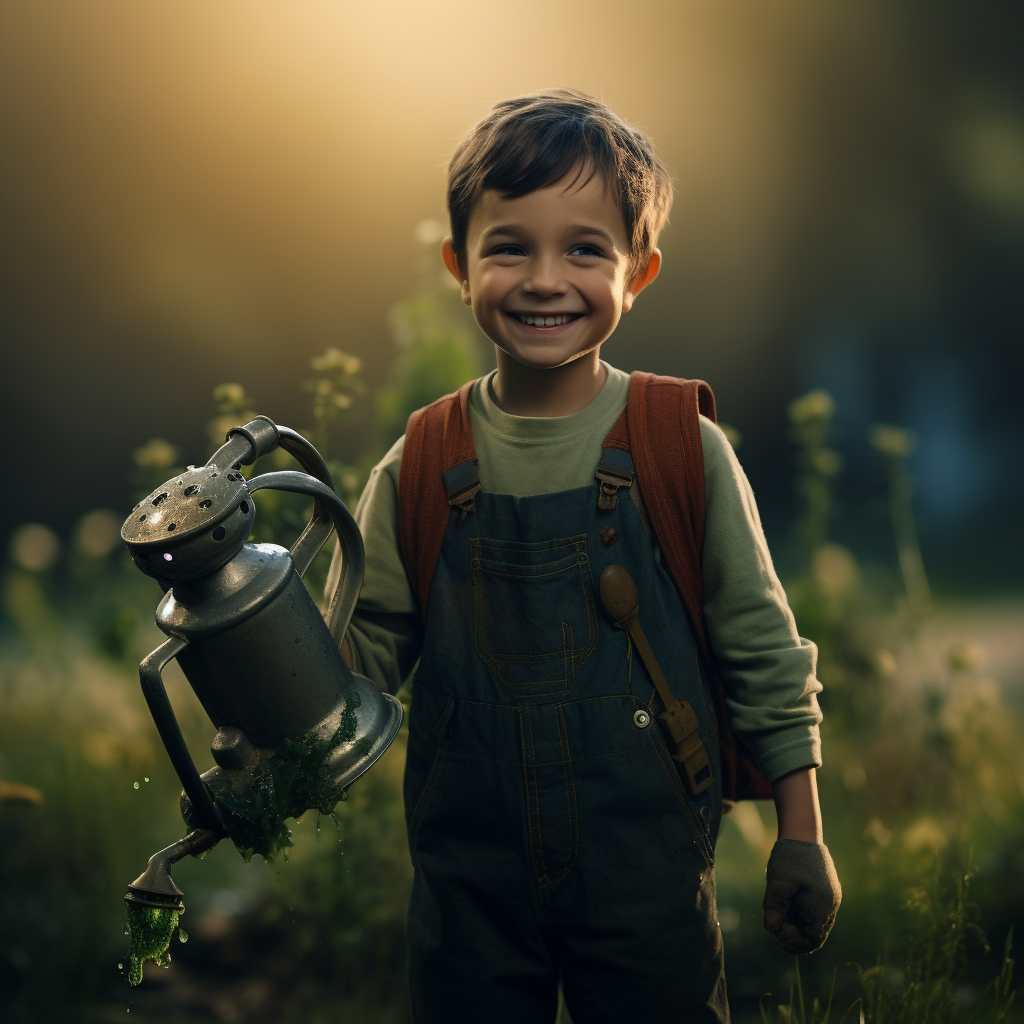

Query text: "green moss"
[212, 691, 360, 862]
[125, 902, 181, 987]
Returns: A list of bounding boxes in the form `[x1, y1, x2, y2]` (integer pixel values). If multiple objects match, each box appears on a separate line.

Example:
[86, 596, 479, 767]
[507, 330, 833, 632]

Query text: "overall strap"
[594, 447, 635, 510]
[399, 380, 477, 619]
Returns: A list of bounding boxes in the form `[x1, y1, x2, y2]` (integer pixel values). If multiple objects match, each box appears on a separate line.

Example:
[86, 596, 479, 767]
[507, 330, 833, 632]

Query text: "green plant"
[757, 863, 1019, 1024]
[869, 424, 931, 624]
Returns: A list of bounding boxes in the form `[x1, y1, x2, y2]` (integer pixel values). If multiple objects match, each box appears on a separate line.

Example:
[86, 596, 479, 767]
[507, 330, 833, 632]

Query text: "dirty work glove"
[763, 839, 841, 954]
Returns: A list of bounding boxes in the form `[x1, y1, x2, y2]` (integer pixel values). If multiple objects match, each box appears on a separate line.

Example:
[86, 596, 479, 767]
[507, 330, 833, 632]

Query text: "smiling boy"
[341, 90, 840, 1024]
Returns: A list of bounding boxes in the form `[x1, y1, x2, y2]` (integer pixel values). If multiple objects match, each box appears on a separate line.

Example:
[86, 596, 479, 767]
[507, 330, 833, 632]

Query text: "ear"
[621, 249, 661, 313]
[441, 237, 472, 306]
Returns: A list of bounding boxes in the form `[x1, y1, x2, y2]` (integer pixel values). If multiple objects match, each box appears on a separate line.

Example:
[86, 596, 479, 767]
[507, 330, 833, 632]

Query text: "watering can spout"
[124, 829, 222, 913]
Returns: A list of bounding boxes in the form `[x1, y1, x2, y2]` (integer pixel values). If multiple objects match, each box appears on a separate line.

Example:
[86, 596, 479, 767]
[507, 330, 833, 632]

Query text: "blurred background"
[1, 2, 1022, 1022]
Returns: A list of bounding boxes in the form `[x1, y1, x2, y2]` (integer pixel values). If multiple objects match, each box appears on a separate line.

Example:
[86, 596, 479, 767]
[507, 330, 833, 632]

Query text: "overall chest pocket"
[471, 533, 597, 696]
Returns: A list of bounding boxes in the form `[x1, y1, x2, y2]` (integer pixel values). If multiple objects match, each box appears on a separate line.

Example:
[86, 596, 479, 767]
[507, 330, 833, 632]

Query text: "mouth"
[506, 312, 584, 333]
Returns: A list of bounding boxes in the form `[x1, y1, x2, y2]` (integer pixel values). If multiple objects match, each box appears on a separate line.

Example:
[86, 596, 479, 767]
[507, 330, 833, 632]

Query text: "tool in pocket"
[599, 564, 713, 796]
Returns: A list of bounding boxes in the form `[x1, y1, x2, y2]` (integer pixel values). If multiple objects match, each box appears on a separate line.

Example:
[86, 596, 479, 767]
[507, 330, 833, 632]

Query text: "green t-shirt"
[344, 363, 821, 785]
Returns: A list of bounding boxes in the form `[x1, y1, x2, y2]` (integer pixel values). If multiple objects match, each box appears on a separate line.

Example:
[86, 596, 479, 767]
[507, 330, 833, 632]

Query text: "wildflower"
[9, 523, 60, 572]
[211, 383, 249, 410]
[133, 439, 179, 472]
[810, 448, 841, 475]
[869, 424, 916, 458]
[74, 510, 121, 559]
[902, 817, 948, 852]
[718, 423, 742, 449]
[843, 762, 868, 792]
[812, 543, 859, 597]
[948, 642, 987, 673]
[310, 347, 363, 377]
[863, 817, 892, 847]
[787, 388, 835, 424]
[871, 648, 897, 679]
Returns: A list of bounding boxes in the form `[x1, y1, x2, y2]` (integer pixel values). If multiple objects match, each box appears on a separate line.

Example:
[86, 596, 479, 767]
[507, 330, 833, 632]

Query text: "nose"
[522, 254, 567, 298]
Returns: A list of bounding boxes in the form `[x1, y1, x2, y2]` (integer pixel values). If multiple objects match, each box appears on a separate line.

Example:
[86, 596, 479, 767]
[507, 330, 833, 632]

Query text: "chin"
[506, 349, 581, 371]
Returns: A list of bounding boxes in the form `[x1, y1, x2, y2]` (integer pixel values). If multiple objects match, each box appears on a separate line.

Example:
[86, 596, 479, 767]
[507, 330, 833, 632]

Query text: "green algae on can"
[125, 902, 183, 986]
[191, 690, 361, 862]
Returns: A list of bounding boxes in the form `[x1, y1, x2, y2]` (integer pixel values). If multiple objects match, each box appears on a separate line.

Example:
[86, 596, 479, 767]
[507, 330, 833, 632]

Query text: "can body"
[157, 543, 350, 749]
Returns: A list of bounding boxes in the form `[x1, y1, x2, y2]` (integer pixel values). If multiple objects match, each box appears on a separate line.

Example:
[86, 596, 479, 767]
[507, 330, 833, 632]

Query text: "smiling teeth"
[517, 314, 575, 326]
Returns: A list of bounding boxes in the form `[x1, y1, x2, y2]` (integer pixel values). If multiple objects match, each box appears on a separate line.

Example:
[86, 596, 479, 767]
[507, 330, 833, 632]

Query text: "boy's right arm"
[332, 436, 423, 694]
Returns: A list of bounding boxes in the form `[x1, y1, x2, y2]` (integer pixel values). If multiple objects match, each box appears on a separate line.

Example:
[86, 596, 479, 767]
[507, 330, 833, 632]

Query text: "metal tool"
[121, 415, 403, 909]
[599, 564, 713, 795]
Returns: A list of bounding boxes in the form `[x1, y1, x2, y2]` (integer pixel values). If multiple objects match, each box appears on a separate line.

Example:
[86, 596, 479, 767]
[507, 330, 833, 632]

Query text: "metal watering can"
[120, 416, 403, 916]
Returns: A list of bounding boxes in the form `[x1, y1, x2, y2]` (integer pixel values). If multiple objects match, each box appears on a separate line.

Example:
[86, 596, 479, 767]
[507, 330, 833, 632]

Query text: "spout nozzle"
[124, 828, 222, 912]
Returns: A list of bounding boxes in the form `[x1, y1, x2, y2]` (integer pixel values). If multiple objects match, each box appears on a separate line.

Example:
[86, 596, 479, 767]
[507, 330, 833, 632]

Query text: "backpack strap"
[605, 371, 772, 802]
[398, 380, 477, 618]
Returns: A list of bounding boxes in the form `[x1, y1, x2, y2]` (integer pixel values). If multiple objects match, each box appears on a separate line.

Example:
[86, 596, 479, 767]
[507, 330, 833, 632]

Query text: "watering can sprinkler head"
[121, 416, 279, 587]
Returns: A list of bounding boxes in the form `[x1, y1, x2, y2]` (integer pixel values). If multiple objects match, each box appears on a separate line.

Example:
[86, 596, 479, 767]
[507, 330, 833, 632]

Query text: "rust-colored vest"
[398, 370, 771, 802]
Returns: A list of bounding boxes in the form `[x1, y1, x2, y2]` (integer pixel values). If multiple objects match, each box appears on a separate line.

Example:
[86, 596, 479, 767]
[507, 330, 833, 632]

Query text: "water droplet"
[143, 777, 150, 783]
[117, 963, 123, 970]
[133, 781, 140, 790]
[340, 789, 349, 802]
[178, 927, 188, 943]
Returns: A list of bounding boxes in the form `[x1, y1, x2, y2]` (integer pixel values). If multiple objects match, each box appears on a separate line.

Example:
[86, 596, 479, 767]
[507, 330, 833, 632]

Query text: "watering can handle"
[245, 470, 365, 647]
[208, 418, 364, 647]
[140, 635, 224, 834]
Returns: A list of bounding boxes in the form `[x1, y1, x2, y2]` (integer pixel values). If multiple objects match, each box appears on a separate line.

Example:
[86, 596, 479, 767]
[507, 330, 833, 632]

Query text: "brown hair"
[447, 89, 673, 276]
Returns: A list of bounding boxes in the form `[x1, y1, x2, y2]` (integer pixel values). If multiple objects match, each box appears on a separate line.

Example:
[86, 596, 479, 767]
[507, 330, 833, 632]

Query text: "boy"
[341, 90, 840, 1023]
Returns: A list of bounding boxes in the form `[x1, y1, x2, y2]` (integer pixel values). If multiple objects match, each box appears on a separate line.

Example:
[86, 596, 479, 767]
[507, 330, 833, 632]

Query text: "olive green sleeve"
[699, 416, 823, 783]
[342, 435, 422, 695]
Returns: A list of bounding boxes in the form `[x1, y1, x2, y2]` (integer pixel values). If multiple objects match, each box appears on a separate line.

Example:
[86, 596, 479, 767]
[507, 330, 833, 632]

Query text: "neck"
[491, 351, 607, 417]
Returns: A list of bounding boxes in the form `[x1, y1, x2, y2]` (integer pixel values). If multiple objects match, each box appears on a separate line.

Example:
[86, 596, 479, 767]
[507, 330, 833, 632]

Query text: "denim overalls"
[403, 444, 730, 1024]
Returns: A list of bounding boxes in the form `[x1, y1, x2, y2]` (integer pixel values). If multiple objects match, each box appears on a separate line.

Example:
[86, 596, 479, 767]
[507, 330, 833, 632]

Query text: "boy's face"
[442, 171, 660, 371]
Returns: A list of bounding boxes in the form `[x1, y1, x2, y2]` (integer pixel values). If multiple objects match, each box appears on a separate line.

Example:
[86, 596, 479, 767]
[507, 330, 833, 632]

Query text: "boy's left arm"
[698, 417, 840, 953]
[764, 767, 842, 954]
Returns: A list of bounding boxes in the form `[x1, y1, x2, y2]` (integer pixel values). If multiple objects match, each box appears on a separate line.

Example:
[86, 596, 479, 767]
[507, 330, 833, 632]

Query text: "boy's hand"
[762, 839, 841, 954]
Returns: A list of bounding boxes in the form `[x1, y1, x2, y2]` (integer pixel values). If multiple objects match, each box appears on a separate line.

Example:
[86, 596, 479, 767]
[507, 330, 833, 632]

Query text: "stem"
[884, 454, 931, 620]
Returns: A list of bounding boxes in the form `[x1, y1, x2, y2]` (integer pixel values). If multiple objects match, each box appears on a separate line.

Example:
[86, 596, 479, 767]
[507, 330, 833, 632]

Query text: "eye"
[490, 244, 527, 257]
[568, 244, 604, 258]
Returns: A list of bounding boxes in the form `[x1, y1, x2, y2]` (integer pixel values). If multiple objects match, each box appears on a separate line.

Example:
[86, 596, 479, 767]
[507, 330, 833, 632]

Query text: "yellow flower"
[133, 438, 179, 472]
[9, 523, 60, 572]
[787, 388, 835, 424]
[310, 347, 362, 377]
[869, 424, 916, 458]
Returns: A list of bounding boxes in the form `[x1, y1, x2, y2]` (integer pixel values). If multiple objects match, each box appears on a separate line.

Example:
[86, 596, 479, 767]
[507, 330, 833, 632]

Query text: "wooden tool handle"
[599, 563, 714, 796]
